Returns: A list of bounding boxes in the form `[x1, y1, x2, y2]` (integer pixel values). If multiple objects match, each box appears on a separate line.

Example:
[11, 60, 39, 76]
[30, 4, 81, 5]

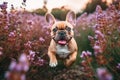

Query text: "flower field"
[0, 1, 120, 80]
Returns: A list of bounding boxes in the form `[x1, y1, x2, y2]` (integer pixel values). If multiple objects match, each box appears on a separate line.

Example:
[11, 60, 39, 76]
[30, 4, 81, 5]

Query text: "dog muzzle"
[52, 36, 73, 45]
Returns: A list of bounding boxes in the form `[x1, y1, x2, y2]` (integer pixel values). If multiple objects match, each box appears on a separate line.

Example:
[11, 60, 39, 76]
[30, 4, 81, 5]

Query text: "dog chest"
[56, 45, 71, 58]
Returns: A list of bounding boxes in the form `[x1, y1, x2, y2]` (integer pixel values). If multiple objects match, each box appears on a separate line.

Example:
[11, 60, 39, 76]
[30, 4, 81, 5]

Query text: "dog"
[45, 11, 78, 67]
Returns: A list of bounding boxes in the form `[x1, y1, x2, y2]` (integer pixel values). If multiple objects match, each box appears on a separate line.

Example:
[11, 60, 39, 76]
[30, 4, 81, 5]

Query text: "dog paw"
[49, 60, 58, 67]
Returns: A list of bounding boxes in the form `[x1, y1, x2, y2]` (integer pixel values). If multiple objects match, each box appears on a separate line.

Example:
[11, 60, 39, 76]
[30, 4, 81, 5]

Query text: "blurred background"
[0, 0, 113, 17]
[0, 0, 120, 80]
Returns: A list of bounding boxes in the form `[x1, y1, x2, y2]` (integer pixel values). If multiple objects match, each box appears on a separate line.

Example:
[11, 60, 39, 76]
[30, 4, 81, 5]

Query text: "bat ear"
[66, 11, 76, 26]
[45, 13, 56, 25]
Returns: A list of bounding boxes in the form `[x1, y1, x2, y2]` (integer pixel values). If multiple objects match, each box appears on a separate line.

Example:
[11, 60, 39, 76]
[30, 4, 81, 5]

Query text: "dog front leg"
[64, 51, 77, 67]
[48, 51, 58, 67]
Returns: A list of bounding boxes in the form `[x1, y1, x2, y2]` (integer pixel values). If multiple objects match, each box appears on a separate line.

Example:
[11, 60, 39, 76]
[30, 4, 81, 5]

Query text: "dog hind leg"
[64, 51, 77, 67]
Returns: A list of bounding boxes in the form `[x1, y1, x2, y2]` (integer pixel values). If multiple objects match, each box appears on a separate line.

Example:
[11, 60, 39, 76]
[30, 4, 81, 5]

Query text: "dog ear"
[66, 11, 76, 26]
[45, 13, 56, 25]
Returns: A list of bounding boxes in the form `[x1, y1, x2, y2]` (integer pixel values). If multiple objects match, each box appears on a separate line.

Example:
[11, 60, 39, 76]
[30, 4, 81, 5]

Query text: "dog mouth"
[58, 40, 67, 45]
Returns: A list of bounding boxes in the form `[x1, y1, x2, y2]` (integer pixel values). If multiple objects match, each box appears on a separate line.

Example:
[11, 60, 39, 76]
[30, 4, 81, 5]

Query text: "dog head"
[45, 11, 76, 45]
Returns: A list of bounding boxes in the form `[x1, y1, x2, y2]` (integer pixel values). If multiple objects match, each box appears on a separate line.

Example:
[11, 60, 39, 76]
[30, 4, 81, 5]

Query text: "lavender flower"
[9, 60, 17, 70]
[0, 47, 3, 56]
[80, 51, 92, 58]
[33, 58, 45, 66]
[4, 26, 9, 30]
[116, 63, 120, 69]
[95, 30, 104, 38]
[9, 31, 16, 37]
[27, 50, 36, 61]
[27, 20, 34, 25]
[39, 37, 45, 42]
[0, 2, 8, 9]
[24, 41, 32, 49]
[18, 54, 29, 72]
[93, 41, 102, 55]
[88, 35, 94, 41]
[5, 54, 29, 80]
[96, 68, 113, 80]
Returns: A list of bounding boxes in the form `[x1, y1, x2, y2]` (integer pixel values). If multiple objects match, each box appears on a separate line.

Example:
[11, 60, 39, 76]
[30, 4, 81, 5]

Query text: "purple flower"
[117, 63, 120, 69]
[93, 41, 102, 55]
[95, 30, 104, 38]
[16, 20, 23, 24]
[38, 58, 45, 65]
[88, 35, 94, 41]
[0, 51, 3, 55]
[96, 68, 113, 80]
[0, 47, 3, 55]
[29, 50, 35, 56]
[24, 41, 32, 49]
[46, 31, 49, 35]
[27, 50, 36, 61]
[27, 20, 34, 25]
[96, 5, 102, 13]
[93, 45, 102, 55]
[0, 2, 8, 9]
[9, 31, 16, 37]
[80, 51, 92, 58]
[19, 54, 27, 62]
[33, 58, 45, 66]
[39, 37, 45, 42]
[21, 74, 26, 80]
[4, 26, 9, 30]
[93, 24, 100, 30]
[9, 54, 29, 72]
[19, 54, 29, 72]
[9, 60, 17, 70]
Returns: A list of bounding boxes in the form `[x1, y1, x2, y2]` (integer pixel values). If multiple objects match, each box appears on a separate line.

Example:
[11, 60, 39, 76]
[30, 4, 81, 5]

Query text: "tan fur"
[46, 11, 78, 67]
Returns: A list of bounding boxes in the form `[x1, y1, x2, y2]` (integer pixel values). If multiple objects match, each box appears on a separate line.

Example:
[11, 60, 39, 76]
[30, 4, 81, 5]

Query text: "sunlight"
[0, 0, 113, 12]
[0, 0, 94, 12]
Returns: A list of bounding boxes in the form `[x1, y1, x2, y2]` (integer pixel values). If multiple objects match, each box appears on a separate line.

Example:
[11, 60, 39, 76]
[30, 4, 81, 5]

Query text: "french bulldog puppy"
[45, 11, 78, 67]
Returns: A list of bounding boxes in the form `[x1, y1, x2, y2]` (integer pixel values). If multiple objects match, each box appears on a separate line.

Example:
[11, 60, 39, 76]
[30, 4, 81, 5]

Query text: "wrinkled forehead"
[52, 21, 73, 30]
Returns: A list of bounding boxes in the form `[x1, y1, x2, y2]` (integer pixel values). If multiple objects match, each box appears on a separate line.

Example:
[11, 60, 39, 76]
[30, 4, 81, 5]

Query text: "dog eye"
[53, 27, 58, 32]
[66, 27, 71, 31]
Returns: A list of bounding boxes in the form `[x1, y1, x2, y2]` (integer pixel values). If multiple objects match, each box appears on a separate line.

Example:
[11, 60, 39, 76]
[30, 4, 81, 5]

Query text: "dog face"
[46, 11, 76, 45]
[50, 21, 74, 45]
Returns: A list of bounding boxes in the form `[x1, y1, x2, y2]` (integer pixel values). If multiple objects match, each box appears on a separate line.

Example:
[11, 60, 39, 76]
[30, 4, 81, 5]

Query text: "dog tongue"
[58, 40, 67, 45]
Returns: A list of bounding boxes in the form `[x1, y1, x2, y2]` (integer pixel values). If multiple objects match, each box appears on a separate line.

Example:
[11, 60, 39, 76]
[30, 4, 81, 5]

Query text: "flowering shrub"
[78, 4, 120, 80]
[0, 2, 49, 79]
[5, 53, 29, 80]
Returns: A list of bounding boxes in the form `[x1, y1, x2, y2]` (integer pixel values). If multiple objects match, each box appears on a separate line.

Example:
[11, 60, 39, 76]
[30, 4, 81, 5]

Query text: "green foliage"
[76, 12, 83, 18]
[51, 8, 70, 20]
[75, 27, 94, 63]
[32, 8, 47, 16]
[83, 0, 108, 13]
[32, 8, 70, 20]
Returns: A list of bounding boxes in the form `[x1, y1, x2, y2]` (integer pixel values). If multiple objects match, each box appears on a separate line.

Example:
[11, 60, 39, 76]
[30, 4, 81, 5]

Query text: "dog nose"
[59, 31, 66, 36]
